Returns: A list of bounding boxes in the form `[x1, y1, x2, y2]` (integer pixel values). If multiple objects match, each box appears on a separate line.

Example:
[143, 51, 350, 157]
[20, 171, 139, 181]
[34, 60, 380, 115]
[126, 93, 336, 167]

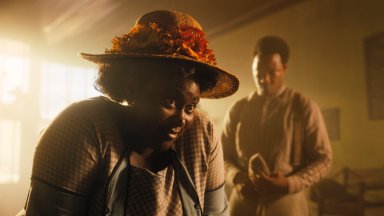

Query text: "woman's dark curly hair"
[94, 58, 218, 103]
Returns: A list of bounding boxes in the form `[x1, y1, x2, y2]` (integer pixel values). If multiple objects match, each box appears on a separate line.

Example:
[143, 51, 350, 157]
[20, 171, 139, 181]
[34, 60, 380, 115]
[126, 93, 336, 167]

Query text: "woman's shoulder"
[32, 96, 113, 194]
[63, 96, 109, 112]
[39, 96, 118, 140]
[192, 109, 215, 130]
[51, 96, 111, 121]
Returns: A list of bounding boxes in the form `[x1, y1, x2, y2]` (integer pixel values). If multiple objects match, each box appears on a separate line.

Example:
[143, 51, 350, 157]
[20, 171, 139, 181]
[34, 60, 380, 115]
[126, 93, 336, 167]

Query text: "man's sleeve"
[287, 100, 333, 193]
[221, 99, 246, 187]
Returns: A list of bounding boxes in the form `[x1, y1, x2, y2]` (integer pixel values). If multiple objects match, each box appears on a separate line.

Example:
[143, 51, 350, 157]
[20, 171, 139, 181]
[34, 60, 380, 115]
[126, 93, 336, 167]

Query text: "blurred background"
[0, 0, 384, 215]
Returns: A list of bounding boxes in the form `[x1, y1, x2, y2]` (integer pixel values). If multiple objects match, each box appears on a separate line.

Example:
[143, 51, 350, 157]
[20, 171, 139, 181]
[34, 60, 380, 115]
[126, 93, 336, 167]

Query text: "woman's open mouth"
[165, 127, 182, 139]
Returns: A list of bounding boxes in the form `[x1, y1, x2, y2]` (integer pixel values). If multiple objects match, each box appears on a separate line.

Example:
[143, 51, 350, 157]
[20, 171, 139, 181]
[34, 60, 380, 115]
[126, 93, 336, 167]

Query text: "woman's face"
[133, 78, 201, 151]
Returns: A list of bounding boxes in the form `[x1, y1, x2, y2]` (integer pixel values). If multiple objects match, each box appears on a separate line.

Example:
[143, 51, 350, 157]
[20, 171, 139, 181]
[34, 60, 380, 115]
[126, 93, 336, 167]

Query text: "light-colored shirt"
[222, 87, 332, 214]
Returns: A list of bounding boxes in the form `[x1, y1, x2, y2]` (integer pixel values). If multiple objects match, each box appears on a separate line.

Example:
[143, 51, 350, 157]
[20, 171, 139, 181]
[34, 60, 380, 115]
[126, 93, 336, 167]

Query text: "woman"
[21, 10, 238, 216]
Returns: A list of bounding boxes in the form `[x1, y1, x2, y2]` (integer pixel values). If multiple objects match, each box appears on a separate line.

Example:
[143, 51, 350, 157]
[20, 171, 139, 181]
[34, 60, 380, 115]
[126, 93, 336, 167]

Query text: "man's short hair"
[253, 36, 290, 64]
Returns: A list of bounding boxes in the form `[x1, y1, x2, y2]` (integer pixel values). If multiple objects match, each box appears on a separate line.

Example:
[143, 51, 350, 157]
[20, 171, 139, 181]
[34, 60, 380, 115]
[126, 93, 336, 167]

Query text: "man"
[222, 36, 332, 215]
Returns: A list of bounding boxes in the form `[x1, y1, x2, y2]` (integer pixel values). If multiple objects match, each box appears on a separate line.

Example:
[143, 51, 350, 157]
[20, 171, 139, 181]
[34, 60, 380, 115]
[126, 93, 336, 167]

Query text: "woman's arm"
[203, 119, 228, 216]
[24, 103, 101, 215]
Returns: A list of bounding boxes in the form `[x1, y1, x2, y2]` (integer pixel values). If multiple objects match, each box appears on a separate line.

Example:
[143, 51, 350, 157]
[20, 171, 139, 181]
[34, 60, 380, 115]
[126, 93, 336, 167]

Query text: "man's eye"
[185, 104, 196, 114]
[270, 69, 279, 76]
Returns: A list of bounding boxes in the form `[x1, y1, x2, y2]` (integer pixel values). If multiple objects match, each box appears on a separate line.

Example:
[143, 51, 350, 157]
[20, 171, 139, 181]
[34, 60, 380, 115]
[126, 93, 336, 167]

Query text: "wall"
[202, 0, 384, 171]
[200, 0, 384, 214]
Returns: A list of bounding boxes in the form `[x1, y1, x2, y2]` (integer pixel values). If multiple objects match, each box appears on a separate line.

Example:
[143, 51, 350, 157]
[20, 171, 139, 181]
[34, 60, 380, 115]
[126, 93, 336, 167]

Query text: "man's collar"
[264, 84, 286, 100]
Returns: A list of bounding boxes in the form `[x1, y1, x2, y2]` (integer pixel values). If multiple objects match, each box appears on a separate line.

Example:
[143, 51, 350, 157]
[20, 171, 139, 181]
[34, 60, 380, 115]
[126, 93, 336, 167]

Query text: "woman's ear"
[122, 78, 139, 105]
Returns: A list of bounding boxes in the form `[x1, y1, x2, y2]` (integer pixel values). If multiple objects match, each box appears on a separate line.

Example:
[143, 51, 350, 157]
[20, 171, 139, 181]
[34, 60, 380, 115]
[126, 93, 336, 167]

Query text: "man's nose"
[258, 73, 270, 84]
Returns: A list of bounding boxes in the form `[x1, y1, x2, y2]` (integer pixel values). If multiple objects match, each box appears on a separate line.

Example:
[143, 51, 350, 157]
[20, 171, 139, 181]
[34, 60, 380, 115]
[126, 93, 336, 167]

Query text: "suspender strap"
[291, 92, 303, 167]
[106, 149, 204, 216]
[105, 151, 130, 216]
[171, 150, 203, 216]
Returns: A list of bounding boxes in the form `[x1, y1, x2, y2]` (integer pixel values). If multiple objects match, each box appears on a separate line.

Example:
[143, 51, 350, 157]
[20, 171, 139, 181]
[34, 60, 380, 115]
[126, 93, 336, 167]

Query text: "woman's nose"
[174, 108, 186, 127]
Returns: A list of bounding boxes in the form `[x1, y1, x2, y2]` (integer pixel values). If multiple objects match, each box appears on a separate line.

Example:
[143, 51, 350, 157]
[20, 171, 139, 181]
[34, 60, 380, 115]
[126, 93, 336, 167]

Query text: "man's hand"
[233, 171, 259, 200]
[253, 172, 289, 195]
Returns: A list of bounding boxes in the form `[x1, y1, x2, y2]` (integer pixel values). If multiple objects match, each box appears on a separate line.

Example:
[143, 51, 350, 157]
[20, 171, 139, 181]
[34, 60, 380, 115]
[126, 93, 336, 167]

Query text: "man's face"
[252, 53, 287, 96]
[134, 78, 200, 151]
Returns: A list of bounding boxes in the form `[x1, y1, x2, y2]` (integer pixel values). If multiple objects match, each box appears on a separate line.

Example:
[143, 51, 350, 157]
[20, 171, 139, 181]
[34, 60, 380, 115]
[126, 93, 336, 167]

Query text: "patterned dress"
[27, 96, 226, 215]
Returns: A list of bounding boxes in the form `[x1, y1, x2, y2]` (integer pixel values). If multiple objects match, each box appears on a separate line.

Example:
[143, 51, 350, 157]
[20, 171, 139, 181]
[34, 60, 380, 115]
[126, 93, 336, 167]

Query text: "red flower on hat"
[172, 26, 216, 65]
[106, 23, 216, 65]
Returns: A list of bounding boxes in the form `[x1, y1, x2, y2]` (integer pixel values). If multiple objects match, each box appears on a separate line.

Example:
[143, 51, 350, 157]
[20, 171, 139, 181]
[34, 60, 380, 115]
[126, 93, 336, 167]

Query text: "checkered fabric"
[30, 96, 224, 215]
[126, 166, 182, 215]
[174, 110, 225, 207]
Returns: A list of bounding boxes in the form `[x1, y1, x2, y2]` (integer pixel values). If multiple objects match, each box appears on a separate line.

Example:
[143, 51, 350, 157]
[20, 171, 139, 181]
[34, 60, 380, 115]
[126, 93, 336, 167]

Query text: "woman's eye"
[163, 99, 176, 108]
[185, 104, 196, 114]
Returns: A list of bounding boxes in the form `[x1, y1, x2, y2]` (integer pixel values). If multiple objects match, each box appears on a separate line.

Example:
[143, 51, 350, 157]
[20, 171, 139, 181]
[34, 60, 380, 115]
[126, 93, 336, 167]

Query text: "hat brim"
[79, 52, 239, 99]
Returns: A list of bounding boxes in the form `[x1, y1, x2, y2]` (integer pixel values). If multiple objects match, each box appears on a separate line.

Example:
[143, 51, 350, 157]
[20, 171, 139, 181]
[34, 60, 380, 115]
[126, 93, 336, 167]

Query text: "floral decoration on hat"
[106, 23, 216, 65]
[79, 10, 239, 99]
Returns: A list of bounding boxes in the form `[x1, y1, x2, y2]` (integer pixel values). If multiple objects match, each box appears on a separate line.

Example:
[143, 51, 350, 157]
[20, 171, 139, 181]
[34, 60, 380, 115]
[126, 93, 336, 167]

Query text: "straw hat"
[80, 10, 238, 98]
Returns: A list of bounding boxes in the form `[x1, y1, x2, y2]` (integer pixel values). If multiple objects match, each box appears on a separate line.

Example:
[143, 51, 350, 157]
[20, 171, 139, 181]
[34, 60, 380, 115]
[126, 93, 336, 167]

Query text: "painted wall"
[202, 0, 384, 172]
[200, 0, 384, 214]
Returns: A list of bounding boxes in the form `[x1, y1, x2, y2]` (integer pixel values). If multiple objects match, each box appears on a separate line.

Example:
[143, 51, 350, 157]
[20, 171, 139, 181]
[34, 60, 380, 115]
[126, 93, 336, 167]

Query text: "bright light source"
[0, 38, 99, 185]
[0, 38, 29, 184]
[40, 62, 99, 120]
[0, 38, 29, 104]
[0, 120, 21, 184]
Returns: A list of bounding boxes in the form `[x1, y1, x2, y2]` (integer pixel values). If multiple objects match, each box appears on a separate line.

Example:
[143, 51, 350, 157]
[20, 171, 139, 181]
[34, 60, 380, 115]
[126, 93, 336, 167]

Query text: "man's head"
[252, 36, 289, 96]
